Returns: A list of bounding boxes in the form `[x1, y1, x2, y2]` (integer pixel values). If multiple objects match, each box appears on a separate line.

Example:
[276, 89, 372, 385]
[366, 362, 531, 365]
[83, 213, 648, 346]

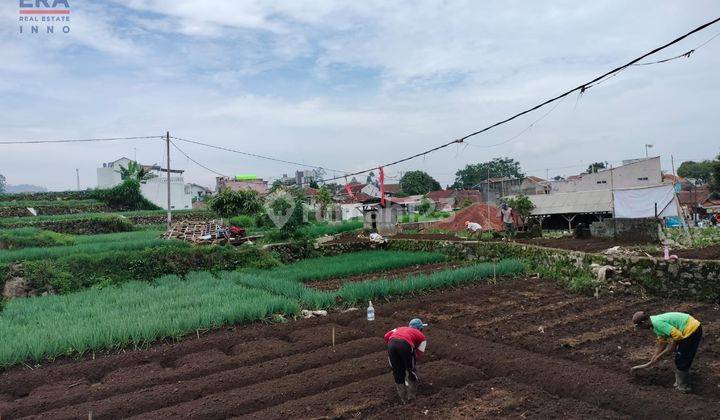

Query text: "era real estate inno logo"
[19, 0, 71, 35]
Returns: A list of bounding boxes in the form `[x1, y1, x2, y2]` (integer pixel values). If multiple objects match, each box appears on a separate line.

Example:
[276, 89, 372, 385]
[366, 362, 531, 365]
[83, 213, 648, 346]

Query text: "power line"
[634, 31, 720, 66]
[318, 16, 720, 183]
[466, 95, 569, 149]
[169, 140, 229, 178]
[0, 136, 161, 145]
[170, 136, 347, 173]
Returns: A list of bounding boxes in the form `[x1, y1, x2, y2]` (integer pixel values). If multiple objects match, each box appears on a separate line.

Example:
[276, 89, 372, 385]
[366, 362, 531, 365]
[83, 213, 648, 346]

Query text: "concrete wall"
[590, 218, 660, 241]
[550, 157, 661, 193]
[140, 177, 193, 210]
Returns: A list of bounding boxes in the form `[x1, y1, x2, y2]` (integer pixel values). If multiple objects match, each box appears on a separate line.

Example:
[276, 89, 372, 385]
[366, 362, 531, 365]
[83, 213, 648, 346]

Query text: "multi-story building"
[96, 157, 193, 210]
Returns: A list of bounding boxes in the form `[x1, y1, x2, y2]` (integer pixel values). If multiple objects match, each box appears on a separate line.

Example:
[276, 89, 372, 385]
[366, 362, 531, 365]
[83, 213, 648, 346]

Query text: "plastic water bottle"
[367, 300, 375, 321]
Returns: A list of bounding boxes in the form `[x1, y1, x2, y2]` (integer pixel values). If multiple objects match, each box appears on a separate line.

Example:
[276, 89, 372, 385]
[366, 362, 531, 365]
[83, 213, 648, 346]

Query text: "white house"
[97, 158, 193, 210]
[549, 157, 662, 193]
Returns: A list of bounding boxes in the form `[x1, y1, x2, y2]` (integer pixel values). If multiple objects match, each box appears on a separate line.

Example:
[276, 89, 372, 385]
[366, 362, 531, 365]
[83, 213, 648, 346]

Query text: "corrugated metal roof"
[526, 190, 613, 215]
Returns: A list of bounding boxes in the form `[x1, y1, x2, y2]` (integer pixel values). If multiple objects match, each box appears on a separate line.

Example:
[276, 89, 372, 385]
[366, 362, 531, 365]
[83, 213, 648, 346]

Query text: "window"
[637, 177, 648, 181]
[596, 180, 607, 184]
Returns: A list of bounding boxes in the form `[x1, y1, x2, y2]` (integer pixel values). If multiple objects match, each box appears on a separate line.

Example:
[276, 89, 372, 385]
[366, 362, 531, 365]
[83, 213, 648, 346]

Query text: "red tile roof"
[383, 183, 402, 194]
[426, 189, 455, 201]
[677, 188, 709, 206]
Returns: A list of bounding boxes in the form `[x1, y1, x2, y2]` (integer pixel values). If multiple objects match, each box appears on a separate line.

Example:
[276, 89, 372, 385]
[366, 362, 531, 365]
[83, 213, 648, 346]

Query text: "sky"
[0, 1, 719, 190]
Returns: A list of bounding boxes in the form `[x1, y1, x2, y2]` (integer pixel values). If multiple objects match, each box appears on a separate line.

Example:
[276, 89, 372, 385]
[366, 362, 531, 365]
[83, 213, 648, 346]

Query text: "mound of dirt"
[429, 203, 504, 232]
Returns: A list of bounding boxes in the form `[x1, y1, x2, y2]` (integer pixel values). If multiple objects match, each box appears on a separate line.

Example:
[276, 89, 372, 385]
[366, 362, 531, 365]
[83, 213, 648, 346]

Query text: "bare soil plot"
[515, 237, 652, 253]
[1, 278, 718, 419]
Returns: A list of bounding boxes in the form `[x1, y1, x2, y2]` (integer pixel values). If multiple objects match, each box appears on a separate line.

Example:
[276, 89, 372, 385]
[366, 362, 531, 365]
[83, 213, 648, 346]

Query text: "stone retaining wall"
[590, 218, 660, 242]
[318, 239, 720, 302]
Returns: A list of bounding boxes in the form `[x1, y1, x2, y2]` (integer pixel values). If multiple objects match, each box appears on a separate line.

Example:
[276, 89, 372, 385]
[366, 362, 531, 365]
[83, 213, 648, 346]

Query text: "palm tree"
[316, 187, 334, 218]
[117, 161, 153, 182]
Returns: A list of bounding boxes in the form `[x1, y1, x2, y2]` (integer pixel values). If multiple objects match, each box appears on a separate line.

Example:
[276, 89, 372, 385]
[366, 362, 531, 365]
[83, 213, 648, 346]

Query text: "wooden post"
[166, 131, 172, 229]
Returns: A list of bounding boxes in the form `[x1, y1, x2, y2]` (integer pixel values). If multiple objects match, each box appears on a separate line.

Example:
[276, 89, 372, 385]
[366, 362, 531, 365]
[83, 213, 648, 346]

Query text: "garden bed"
[389, 233, 464, 241]
[653, 245, 720, 261]
[515, 236, 654, 253]
[307, 262, 466, 290]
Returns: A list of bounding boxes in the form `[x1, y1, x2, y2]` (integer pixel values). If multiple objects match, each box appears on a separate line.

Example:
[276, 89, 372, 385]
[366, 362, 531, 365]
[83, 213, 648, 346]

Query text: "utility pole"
[166, 131, 172, 229]
[76, 168, 80, 191]
[645, 143, 653, 158]
[671, 154, 676, 178]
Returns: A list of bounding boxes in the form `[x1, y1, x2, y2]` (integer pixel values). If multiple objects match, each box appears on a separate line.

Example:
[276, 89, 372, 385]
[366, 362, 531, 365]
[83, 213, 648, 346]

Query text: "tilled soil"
[515, 237, 653, 253]
[1, 279, 718, 419]
[658, 245, 720, 261]
[388, 233, 464, 241]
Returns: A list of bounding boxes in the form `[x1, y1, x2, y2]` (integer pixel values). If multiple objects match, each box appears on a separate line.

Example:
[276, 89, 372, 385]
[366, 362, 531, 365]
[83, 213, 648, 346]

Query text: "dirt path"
[1, 278, 718, 419]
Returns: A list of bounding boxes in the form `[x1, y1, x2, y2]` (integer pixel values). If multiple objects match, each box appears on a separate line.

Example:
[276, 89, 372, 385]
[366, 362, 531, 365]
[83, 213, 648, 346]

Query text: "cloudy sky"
[1, 1, 718, 190]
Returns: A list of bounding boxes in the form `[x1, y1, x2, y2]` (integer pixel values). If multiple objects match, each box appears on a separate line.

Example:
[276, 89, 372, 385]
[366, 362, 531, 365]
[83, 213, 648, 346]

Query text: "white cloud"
[1, 1, 719, 190]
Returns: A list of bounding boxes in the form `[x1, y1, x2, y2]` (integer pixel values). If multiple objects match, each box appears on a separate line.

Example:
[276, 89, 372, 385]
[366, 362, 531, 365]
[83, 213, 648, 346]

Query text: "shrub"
[266, 250, 447, 282]
[0, 228, 75, 249]
[298, 220, 362, 239]
[20, 244, 280, 294]
[229, 215, 255, 228]
[0, 215, 134, 235]
[90, 179, 159, 210]
[338, 259, 525, 303]
[505, 194, 535, 221]
[208, 189, 263, 218]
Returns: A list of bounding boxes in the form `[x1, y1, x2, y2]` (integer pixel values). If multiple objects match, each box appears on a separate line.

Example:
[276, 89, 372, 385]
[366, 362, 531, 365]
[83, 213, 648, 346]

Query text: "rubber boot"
[675, 370, 692, 393]
[395, 383, 407, 403]
[406, 380, 418, 402]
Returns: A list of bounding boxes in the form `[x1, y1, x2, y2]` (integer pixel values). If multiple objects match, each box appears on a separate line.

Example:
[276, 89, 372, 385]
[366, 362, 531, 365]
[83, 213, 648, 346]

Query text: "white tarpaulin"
[613, 184, 680, 218]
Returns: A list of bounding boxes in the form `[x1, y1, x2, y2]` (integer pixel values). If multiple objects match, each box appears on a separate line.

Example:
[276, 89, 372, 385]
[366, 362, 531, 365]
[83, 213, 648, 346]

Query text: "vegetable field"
[1, 277, 718, 419]
[0, 251, 523, 368]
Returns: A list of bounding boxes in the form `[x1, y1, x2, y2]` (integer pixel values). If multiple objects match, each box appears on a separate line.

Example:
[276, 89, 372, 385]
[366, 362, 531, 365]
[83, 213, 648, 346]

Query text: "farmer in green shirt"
[630, 311, 703, 392]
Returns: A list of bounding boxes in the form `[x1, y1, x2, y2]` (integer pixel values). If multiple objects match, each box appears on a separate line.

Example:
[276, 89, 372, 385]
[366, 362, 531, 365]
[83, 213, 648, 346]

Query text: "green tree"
[117, 161, 153, 182]
[416, 197, 433, 214]
[710, 154, 720, 199]
[207, 188, 263, 218]
[453, 158, 523, 189]
[677, 160, 714, 183]
[0, 173, 5, 194]
[586, 162, 607, 173]
[315, 186, 333, 218]
[400, 171, 441, 195]
[269, 179, 284, 193]
[91, 179, 159, 210]
[505, 194, 535, 222]
[265, 191, 306, 239]
[308, 180, 319, 189]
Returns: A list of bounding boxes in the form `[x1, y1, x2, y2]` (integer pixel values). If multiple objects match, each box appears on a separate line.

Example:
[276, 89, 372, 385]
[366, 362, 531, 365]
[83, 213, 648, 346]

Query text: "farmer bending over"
[384, 318, 428, 403]
[464, 220, 483, 240]
[630, 311, 703, 392]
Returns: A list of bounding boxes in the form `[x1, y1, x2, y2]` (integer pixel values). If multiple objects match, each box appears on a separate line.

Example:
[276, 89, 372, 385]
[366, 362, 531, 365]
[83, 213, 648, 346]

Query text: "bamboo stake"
[332, 327, 336, 350]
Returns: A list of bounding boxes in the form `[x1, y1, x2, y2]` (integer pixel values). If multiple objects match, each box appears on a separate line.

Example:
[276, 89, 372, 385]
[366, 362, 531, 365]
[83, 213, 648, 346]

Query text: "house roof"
[702, 198, 720, 208]
[526, 176, 547, 183]
[456, 190, 482, 202]
[677, 188, 710, 206]
[525, 190, 613, 215]
[305, 187, 318, 196]
[142, 164, 184, 174]
[383, 184, 402, 194]
[426, 189, 455, 201]
[662, 173, 687, 183]
[387, 195, 423, 205]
